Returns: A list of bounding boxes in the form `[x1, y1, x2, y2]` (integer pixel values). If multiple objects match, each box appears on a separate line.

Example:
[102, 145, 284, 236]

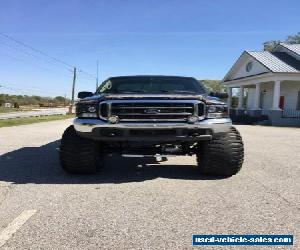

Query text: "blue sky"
[0, 0, 299, 97]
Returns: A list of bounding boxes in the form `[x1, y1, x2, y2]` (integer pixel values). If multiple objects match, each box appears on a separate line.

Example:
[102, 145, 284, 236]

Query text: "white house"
[222, 43, 300, 126]
[4, 102, 12, 108]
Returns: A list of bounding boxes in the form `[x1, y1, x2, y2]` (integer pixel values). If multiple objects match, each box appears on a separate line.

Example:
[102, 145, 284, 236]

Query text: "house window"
[246, 62, 253, 72]
[297, 91, 300, 110]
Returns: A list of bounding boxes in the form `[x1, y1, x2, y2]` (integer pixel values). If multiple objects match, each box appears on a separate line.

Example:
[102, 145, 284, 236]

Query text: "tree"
[263, 32, 300, 51]
[0, 93, 69, 106]
[231, 96, 238, 108]
[33, 95, 42, 102]
[54, 96, 66, 103]
[263, 40, 281, 52]
[286, 32, 300, 44]
[199, 80, 226, 93]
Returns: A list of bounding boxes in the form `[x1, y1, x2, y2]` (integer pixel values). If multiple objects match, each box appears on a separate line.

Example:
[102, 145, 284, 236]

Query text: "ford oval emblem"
[144, 109, 161, 114]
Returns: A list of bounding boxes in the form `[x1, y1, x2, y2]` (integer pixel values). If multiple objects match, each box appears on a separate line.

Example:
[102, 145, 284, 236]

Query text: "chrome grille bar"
[99, 100, 205, 122]
[112, 106, 193, 109]
[115, 112, 193, 116]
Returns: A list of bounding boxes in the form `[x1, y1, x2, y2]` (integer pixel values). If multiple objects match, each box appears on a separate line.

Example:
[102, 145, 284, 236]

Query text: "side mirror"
[209, 91, 229, 99]
[77, 91, 94, 99]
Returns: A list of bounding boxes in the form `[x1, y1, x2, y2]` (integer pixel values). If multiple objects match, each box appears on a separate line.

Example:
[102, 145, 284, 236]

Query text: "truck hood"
[103, 94, 205, 101]
[78, 93, 225, 105]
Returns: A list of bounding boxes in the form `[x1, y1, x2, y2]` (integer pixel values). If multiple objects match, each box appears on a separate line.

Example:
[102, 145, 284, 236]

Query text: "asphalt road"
[0, 120, 299, 249]
[0, 108, 68, 120]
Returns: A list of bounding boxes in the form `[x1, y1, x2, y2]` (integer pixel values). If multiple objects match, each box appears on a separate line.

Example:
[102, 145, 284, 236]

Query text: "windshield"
[96, 77, 206, 94]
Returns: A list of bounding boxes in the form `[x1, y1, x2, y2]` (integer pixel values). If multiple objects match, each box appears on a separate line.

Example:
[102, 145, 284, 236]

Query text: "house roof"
[272, 52, 300, 71]
[223, 43, 300, 82]
[279, 43, 300, 56]
[246, 51, 300, 73]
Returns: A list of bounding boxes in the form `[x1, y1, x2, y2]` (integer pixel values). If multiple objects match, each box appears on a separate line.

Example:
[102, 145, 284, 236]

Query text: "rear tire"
[59, 125, 103, 174]
[196, 127, 244, 176]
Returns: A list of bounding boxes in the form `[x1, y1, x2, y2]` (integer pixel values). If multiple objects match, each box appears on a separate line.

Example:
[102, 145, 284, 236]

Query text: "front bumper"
[73, 118, 232, 141]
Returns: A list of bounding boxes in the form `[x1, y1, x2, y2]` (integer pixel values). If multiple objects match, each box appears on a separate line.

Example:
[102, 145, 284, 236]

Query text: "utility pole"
[96, 59, 99, 91]
[68, 67, 76, 114]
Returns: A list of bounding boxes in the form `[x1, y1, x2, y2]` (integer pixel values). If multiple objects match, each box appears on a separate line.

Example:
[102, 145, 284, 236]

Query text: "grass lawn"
[0, 114, 74, 128]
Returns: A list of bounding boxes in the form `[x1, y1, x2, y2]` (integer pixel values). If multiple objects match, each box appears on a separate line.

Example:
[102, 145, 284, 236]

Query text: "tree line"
[0, 94, 70, 107]
[264, 32, 300, 51]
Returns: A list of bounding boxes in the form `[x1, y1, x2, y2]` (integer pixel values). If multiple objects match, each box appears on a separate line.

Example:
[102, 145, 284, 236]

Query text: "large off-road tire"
[196, 127, 244, 176]
[59, 125, 103, 174]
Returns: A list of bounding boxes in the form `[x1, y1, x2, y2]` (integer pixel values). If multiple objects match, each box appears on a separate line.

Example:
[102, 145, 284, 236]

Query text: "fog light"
[187, 115, 199, 123]
[108, 115, 119, 124]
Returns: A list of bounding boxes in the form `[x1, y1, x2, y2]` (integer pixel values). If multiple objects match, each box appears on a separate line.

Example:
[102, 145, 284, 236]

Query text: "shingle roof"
[279, 43, 300, 56]
[246, 51, 299, 73]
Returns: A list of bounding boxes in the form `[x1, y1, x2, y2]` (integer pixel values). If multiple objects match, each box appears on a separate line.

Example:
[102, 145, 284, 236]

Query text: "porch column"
[238, 86, 244, 109]
[227, 87, 232, 108]
[253, 83, 261, 109]
[272, 80, 281, 110]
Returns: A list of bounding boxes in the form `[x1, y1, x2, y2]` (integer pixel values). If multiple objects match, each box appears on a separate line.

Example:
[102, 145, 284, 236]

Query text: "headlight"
[76, 102, 98, 118]
[206, 105, 228, 119]
[87, 106, 96, 113]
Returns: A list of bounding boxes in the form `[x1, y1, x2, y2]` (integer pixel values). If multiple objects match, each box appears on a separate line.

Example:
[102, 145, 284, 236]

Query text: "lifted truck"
[59, 76, 244, 176]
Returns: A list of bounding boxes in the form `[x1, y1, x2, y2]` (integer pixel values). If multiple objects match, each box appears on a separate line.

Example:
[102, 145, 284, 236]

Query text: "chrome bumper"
[73, 118, 232, 134]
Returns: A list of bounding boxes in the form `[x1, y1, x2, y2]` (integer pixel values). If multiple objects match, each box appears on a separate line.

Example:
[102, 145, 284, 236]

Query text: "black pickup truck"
[59, 75, 244, 176]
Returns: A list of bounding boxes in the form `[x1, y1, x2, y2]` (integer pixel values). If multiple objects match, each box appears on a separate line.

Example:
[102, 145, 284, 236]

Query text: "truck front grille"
[99, 100, 205, 122]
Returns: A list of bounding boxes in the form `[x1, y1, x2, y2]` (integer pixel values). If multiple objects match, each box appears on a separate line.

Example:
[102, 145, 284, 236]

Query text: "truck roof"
[107, 75, 196, 81]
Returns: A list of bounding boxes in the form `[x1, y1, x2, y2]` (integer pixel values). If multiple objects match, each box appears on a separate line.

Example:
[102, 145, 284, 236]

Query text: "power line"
[0, 44, 95, 85]
[77, 69, 97, 80]
[0, 84, 21, 93]
[0, 83, 69, 95]
[0, 50, 73, 79]
[0, 32, 74, 70]
[0, 32, 97, 79]
[0, 38, 73, 73]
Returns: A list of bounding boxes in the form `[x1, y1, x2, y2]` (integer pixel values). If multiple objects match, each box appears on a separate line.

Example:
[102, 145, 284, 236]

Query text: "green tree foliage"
[231, 96, 238, 108]
[286, 32, 300, 44]
[13, 102, 20, 108]
[0, 94, 70, 106]
[54, 96, 66, 102]
[263, 40, 281, 52]
[199, 80, 226, 93]
[263, 32, 300, 51]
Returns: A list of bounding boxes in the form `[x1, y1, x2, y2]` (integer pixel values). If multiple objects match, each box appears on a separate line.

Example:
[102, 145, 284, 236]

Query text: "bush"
[0, 94, 70, 106]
